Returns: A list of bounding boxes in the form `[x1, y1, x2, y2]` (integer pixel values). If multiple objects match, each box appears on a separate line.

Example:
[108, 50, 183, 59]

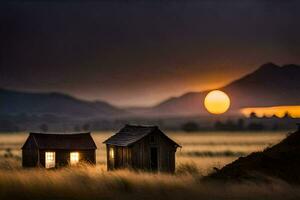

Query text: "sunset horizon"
[1, 1, 300, 199]
[2, 1, 300, 107]
[1, 62, 299, 108]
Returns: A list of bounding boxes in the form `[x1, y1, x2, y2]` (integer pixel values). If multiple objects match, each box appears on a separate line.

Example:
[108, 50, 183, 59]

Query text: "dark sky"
[1, 0, 300, 107]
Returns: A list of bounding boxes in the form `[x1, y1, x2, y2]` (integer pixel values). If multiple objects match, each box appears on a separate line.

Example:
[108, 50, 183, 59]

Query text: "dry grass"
[0, 131, 285, 172]
[0, 161, 299, 200]
[0, 131, 293, 200]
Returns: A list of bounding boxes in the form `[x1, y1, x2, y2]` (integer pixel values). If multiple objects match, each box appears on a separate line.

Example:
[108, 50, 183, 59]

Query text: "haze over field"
[1, 63, 300, 118]
[1, 1, 300, 107]
[1, 1, 300, 199]
[0, 131, 296, 200]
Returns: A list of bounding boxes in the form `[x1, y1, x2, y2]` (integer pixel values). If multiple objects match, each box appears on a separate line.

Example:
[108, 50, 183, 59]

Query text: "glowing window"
[45, 152, 55, 168]
[70, 152, 79, 165]
[109, 147, 114, 159]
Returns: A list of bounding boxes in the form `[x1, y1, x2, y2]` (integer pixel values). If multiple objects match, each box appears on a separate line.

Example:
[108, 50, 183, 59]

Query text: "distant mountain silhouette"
[2, 62, 300, 118]
[136, 63, 300, 116]
[0, 89, 125, 118]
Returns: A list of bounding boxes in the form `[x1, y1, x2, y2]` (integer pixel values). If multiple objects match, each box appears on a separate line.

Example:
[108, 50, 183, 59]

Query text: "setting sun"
[204, 90, 230, 114]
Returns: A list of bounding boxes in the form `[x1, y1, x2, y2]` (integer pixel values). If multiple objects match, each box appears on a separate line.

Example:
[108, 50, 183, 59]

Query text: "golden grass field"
[1, 131, 298, 200]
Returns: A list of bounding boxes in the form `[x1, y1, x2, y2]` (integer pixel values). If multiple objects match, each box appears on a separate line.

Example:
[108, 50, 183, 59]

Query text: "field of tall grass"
[0, 162, 300, 200]
[0, 131, 285, 173]
[0, 131, 297, 200]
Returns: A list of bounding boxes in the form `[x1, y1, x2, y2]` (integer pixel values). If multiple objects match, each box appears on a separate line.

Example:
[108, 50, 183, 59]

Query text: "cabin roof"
[22, 132, 97, 150]
[103, 124, 181, 147]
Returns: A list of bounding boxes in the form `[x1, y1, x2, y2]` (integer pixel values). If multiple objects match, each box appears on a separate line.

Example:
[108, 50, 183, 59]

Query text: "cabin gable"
[22, 135, 39, 167]
[22, 134, 38, 150]
[130, 131, 177, 172]
[104, 125, 180, 173]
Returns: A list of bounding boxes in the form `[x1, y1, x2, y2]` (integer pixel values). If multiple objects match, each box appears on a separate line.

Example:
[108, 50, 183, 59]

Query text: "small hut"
[103, 125, 181, 173]
[22, 132, 97, 168]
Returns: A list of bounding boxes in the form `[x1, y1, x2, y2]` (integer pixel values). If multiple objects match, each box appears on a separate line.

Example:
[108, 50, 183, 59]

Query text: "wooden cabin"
[22, 132, 97, 168]
[103, 125, 181, 173]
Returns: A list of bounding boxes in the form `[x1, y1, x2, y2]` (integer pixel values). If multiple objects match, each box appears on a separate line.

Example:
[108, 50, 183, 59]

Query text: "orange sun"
[204, 90, 230, 114]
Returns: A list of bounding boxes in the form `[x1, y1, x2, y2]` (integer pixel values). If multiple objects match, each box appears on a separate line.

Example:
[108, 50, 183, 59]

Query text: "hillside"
[223, 63, 300, 109]
[2, 62, 300, 119]
[206, 127, 300, 183]
[140, 63, 300, 116]
[0, 88, 125, 118]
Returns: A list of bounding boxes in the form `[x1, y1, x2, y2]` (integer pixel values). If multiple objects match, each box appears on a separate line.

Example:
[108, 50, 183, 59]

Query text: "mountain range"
[1, 62, 300, 118]
[0, 89, 125, 118]
[140, 62, 300, 116]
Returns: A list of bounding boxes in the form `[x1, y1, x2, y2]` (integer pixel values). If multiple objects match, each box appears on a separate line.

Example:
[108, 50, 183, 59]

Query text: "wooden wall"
[106, 131, 177, 173]
[106, 145, 131, 170]
[22, 149, 38, 167]
[131, 132, 177, 172]
[22, 135, 39, 167]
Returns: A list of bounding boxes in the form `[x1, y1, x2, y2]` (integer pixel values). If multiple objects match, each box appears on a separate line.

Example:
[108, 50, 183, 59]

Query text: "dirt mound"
[206, 130, 300, 184]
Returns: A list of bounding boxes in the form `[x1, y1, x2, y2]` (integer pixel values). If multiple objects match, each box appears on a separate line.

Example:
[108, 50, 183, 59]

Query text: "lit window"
[109, 147, 114, 159]
[45, 152, 55, 168]
[70, 152, 79, 165]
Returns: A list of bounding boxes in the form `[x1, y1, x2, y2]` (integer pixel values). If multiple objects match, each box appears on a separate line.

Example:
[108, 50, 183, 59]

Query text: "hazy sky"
[1, 0, 300, 107]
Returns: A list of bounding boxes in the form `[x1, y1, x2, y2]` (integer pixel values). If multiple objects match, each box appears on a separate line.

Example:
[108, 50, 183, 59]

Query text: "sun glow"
[241, 106, 300, 118]
[204, 90, 230, 114]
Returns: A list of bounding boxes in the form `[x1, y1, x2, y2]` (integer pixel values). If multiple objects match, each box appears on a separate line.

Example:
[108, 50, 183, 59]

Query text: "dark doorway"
[150, 147, 158, 171]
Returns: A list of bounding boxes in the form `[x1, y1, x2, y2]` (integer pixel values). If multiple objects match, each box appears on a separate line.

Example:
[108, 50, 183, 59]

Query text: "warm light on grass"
[241, 106, 300, 118]
[0, 163, 298, 200]
[0, 131, 285, 173]
[0, 131, 291, 200]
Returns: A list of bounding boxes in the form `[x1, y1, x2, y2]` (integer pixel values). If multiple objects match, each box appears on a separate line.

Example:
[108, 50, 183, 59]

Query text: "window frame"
[109, 146, 115, 160]
[70, 152, 80, 165]
[45, 151, 56, 169]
